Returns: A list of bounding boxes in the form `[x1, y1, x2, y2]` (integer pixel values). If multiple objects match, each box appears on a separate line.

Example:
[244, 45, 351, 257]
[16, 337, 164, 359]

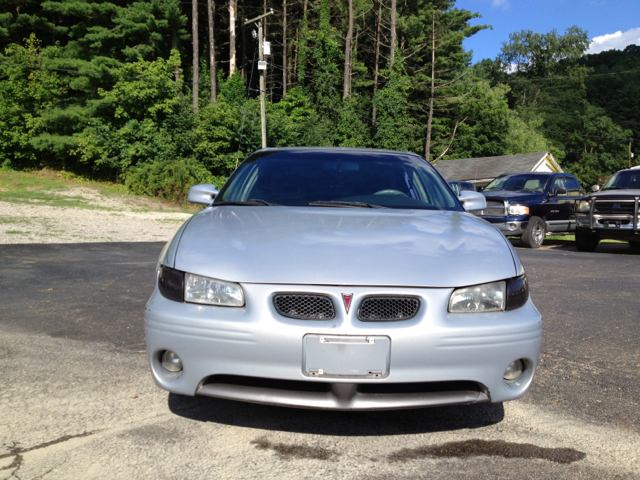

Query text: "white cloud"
[491, 0, 509, 7]
[588, 27, 640, 54]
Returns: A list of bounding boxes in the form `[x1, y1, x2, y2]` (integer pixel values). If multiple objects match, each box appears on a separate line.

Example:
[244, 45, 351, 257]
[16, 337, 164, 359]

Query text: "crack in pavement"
[0, 430, 101, 477]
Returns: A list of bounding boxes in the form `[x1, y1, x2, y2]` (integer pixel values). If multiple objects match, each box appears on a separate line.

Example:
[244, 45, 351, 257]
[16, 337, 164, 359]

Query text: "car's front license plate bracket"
[302, 334, 391, 378]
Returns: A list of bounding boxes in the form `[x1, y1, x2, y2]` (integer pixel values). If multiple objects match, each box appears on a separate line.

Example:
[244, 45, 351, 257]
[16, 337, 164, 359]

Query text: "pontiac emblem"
[342, 294, 353, 314]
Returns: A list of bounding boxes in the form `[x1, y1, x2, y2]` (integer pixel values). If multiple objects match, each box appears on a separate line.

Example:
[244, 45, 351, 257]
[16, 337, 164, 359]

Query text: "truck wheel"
[575, 230, 600, 252]
[521, 216, 546, 248]
[629, 240, 640, 249]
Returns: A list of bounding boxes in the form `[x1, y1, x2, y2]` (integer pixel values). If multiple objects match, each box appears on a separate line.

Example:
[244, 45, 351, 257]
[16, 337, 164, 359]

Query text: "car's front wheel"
[575, 230, 601, 252]
[629, 240, 640, 249]
[521, 216, 546, 248]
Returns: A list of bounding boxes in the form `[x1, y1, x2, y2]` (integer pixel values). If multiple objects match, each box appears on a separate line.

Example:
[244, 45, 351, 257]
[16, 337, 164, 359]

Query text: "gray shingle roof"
[433, 152, 552, 181]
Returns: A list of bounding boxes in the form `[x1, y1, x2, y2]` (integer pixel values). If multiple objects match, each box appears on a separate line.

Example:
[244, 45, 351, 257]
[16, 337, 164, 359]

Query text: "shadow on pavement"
[167, 393, 504, 436]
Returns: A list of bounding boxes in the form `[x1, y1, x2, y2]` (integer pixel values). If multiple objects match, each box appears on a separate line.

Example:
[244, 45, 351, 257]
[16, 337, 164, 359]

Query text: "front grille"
[358, 295, 420, 322]
[273, 293, 335, 320]
[594, 201, 635, 215]
[474, 200, 506, 217]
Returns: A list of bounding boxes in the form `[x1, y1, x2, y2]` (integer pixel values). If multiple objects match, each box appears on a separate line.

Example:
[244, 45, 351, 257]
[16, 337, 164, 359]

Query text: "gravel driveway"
[0, 186, 191, 244]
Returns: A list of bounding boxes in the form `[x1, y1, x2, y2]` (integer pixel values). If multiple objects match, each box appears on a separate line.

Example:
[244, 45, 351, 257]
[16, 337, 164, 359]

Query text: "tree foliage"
[0, 0, 637, 200]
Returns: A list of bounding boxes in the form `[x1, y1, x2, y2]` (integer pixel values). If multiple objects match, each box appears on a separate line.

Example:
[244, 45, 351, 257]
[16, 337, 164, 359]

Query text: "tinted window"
[483, 174, 550, 193]
[564, 177, 581, 195]
[552, 177, 567, 196]
[603, 170, 640, 190]
[217, 150, 462, 211]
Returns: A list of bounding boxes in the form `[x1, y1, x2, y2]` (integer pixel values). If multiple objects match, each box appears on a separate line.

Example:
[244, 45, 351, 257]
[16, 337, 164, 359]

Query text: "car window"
[564, 177, 581, 195]
[483, 174, 550, 193]
[603, 170, 640, 190]
[217, 150, 462, 211]
[552, 177, 568, 196]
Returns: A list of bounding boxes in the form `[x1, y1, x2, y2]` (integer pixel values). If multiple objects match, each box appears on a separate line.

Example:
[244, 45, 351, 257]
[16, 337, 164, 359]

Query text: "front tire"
[629, 240, 640, 249]
[575, 230, 600, 252]
[521, 216, 546, 248]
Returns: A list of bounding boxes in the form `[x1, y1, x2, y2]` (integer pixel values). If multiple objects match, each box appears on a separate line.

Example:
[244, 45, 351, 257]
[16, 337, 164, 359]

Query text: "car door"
[563, 176, 582, 231]
[546, 176, 572, 232]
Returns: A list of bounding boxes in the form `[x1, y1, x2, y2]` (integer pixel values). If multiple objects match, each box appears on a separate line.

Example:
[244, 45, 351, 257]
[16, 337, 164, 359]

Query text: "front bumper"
[576, 214, 640, 237]
[145, 284, 542, 410]
[477, 217, 529, 236]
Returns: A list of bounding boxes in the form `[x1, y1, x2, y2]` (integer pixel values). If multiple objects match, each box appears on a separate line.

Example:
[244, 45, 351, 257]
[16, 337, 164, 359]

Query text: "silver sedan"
[145, 147, 542, 410]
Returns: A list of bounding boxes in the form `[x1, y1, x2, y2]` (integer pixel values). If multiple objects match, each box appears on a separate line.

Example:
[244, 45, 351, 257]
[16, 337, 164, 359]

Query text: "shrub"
[124, 157, 226, 204]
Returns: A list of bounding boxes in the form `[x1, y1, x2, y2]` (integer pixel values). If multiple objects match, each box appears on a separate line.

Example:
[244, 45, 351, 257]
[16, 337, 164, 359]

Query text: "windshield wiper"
[308, 201, 387, 209]
[213, 199, 278, 206]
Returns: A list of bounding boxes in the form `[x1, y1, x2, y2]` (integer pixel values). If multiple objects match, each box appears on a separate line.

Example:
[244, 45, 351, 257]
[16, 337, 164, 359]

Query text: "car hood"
[589, 189, 640, 199]
[173, 206, 518, 287]
[482, 191, 544, 203]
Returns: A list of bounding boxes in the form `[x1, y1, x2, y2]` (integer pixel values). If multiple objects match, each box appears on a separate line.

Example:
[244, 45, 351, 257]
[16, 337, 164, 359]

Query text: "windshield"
[483, 174, 550, 193]
[602, 170, 640, 190]
[215, 150, 462, 211]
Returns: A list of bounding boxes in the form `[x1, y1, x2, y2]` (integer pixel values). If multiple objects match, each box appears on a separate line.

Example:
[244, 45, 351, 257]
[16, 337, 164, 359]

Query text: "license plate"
[302, 334, 391, 378]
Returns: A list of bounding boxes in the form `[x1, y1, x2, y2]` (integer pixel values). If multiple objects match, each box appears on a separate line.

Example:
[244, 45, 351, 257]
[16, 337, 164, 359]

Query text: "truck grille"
[358, 296, 421, 322]
[474, 200, 506, 217]
[273, 293, 335, 320]
[594, 201, 635, 215]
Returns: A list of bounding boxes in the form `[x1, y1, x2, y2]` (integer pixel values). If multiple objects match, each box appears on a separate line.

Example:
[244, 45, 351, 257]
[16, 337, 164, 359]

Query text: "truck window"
[564, 177, 581, 195]
[552, 177, 568, 196]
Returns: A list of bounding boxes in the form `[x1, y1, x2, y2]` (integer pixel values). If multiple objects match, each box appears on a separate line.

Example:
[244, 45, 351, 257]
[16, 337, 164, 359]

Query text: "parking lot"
[1, 242, 639, 479]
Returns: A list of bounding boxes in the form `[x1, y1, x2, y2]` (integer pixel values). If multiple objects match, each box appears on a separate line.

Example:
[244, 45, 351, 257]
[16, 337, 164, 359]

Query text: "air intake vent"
[358, 296, 420, 322]
[474, 201, 506, 217]
[273, 293, 335, 320]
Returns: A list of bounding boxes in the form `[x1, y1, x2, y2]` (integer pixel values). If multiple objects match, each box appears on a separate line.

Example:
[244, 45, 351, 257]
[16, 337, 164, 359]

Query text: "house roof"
[433, 152, 560, 182]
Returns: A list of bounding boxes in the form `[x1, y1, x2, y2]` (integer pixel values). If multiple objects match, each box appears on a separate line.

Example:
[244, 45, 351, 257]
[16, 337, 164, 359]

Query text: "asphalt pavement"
[0, 242, 639, 479]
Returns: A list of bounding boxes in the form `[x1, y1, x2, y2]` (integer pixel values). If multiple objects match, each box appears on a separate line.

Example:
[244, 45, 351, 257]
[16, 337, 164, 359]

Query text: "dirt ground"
[0, 185, 192, 244]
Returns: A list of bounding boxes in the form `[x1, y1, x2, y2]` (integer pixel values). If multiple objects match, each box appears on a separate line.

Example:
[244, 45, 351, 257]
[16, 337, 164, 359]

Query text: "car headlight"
[449, 275, 529, 313]
[508, 204, 529, 216]
[157, 266, 245, 307]
[184, 272, 245, 306]
[577, 200, 591, 213]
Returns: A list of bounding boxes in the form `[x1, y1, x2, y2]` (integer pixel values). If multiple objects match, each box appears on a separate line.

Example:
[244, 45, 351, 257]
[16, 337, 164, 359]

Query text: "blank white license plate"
[302, 334, 391, 378]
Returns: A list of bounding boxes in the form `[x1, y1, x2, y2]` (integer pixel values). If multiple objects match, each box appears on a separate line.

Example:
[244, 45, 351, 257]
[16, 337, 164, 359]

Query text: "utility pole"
[245, 10, 274, 149]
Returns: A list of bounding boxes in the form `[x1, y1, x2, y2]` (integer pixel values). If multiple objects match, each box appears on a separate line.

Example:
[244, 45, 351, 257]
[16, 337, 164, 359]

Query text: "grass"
[545, 234, 625, 244]
[0, 169, 195, 213]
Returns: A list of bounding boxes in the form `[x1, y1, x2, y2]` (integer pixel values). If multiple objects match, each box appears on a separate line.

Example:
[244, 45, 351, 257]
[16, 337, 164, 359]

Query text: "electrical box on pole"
[244, 9, 274, 150]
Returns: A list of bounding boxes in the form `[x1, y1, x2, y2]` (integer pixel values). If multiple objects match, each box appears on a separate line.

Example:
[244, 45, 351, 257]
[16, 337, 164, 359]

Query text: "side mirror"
[591, 185, 601, 193]
[554, 186, 567, 196]
[459, 190, 486, 211]
[187, 184, 219, 205]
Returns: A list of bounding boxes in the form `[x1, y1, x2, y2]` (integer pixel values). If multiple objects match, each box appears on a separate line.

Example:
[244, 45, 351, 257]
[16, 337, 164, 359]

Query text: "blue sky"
[456, 0, 640, 62]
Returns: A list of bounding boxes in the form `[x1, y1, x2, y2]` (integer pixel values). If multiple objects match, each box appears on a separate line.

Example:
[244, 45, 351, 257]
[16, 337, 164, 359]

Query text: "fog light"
[507, 223, 518, 231]
[161, 351, 183, 372]
[504, 360, 524, 382]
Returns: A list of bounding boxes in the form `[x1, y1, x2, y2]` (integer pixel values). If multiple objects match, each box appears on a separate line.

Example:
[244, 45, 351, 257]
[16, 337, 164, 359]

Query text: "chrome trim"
[545, 220, 577, 225]
[196, 382, 489, 410]
[577, 214, 640, 231]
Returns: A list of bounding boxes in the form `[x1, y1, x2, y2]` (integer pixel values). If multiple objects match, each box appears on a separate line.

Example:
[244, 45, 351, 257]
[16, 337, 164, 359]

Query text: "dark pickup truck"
[575, 166, 640, 251]
[471, 172, 583, 248]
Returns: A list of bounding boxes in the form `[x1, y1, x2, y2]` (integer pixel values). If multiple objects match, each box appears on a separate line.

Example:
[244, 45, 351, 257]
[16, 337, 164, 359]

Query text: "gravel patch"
[0, 187, 192, 244]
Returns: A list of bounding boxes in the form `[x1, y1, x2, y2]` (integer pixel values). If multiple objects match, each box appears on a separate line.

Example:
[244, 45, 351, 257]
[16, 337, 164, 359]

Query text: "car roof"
[257, 147, 425, 159]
